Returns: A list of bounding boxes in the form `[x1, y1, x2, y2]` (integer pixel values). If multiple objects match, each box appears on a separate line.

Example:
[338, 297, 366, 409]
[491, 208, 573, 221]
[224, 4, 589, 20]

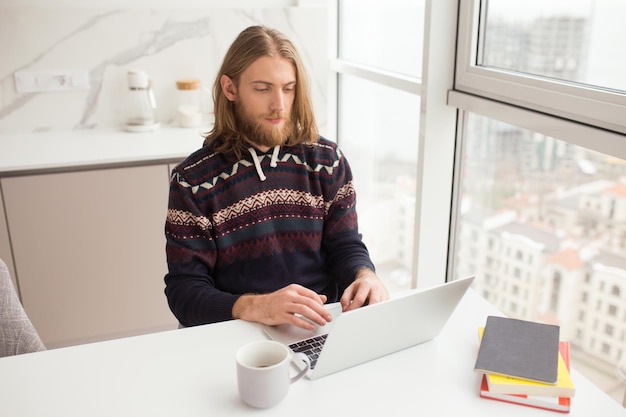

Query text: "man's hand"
[340, 268, 389, 312]
[232, 284, 333, 330]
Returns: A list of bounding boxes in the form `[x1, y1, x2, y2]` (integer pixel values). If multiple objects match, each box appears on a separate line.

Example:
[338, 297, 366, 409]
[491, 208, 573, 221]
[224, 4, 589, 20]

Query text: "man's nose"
[270, 90, 286, 112]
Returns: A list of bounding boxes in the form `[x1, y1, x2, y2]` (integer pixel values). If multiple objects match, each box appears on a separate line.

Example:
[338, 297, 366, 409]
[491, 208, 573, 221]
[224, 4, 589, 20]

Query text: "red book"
[479, 342, 572, 413]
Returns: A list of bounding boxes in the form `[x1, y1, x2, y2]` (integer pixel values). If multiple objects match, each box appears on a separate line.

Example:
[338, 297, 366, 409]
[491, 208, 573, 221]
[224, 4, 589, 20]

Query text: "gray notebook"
[474, 315, 560, 384]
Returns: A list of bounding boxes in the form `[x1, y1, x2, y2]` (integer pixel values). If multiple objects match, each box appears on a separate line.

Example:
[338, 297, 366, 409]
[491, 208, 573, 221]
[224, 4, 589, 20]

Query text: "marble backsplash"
[0, 5, 328, 135]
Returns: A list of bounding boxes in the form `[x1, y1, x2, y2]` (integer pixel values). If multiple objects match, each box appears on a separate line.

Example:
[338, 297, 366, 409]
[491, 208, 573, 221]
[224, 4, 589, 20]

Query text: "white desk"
[0, 290, 623, 416]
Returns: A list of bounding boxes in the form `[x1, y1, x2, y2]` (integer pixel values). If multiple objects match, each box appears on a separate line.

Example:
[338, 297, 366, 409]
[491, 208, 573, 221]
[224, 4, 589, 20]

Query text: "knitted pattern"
[164, 137, 374, 326]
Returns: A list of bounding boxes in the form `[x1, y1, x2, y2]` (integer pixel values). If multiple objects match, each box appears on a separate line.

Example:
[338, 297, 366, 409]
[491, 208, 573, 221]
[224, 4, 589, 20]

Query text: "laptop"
[263, 275, 474, 380]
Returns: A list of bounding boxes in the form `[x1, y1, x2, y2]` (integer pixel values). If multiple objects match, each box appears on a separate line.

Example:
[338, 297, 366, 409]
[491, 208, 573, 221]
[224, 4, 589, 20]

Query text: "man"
[164, 25, 388, 330]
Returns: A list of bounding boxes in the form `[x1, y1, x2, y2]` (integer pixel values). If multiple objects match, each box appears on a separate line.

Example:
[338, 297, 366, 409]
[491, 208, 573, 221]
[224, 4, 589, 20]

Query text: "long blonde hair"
[204, 25, 318, 157]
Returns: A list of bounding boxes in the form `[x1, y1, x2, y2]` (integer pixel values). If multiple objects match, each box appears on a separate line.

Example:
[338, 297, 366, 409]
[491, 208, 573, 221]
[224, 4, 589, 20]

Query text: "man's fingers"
[340, 274, 390, 312]
[289, 299, 333, 326]
[272, 284, 332, 328]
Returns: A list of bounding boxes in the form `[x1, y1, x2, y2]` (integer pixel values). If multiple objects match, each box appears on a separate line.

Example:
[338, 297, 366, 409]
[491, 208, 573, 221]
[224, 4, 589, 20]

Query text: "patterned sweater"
[164, 136, 374, 326]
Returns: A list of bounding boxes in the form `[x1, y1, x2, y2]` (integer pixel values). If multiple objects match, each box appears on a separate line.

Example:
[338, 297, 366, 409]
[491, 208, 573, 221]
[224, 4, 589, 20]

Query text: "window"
[481, 1, 624, 92]
[332, 0, 625, 404]
[611, 285, 621, 297]
[451, 0, 626, 404]
[338, 0, 423, 76]
[337, 74, 420, 292]
[330, 0, 426, 292]
[550, 272, 562, 311]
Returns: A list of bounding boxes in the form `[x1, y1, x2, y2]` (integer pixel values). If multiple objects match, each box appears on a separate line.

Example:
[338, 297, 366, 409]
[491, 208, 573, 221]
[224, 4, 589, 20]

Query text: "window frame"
[452, 0, 626, 136]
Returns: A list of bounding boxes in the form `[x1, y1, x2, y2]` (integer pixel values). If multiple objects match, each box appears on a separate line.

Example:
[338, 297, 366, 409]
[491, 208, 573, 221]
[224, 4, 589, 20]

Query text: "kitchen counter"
[0, 127, 206, 176]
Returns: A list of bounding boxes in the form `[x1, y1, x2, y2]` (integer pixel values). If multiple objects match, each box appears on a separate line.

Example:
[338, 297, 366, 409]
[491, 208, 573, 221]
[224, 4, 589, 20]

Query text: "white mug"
[236, 340, 310, 408]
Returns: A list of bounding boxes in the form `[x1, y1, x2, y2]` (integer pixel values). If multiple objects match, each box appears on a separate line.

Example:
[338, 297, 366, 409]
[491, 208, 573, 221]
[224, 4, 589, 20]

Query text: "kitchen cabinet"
[1, 164, 178, 348]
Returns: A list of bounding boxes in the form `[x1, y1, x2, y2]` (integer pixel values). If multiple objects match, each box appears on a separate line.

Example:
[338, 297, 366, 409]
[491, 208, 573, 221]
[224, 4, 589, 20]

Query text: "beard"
[235, 100, 293, 148]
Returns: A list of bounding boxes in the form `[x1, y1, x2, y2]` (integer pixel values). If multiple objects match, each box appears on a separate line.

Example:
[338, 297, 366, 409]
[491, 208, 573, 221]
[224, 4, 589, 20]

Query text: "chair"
[0, 258, 45, 357]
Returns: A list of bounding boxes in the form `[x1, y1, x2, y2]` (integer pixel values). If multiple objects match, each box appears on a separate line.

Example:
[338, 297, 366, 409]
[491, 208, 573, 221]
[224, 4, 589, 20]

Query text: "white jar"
[175, 78, 203, 128]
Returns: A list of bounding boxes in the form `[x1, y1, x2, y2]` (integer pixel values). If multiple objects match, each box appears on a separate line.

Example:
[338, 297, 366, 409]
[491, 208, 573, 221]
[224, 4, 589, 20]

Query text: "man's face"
[228, 56, 297, 149]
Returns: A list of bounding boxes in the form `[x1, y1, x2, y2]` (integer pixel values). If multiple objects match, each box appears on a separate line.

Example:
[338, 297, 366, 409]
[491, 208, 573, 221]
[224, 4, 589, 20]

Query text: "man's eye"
[255, 88, 269, 92]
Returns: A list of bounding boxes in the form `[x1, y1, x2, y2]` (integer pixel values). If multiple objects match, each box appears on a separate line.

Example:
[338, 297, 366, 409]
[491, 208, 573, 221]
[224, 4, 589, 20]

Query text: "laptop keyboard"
[289, 334, 328, 369]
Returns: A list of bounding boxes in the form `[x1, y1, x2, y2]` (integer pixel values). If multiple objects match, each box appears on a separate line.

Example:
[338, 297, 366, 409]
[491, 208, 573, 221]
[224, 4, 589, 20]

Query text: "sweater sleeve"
[321, 147, 375, 293]
[164, 168, 240, 327]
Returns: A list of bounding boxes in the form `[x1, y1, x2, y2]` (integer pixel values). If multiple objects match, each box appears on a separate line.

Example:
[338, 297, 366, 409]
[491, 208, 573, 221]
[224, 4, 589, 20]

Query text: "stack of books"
[474, 316, 576, 413]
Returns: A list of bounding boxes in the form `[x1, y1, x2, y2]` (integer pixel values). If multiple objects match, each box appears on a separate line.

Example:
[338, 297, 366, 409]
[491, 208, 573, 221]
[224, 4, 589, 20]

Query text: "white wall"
[0, 1, 328, 134]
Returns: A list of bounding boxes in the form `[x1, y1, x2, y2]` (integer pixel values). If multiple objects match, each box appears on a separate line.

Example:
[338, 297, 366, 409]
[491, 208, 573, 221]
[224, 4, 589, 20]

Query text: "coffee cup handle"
[289, 352, 311, 383]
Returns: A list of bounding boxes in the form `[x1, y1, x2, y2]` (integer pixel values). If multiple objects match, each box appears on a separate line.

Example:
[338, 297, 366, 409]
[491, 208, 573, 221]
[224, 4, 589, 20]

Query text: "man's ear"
[220, 74, 237, 101]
